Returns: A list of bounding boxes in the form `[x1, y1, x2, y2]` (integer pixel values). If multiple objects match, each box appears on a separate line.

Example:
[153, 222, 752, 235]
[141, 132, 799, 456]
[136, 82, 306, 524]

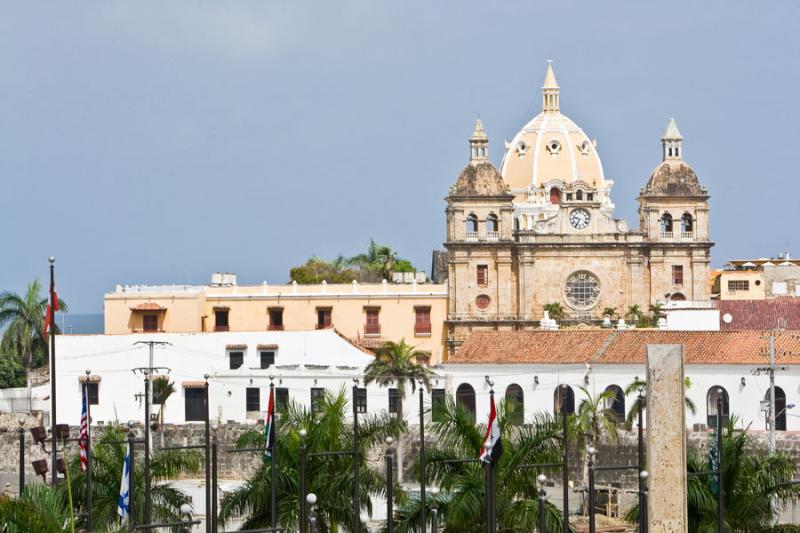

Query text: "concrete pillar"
[646, 344, 688, 532]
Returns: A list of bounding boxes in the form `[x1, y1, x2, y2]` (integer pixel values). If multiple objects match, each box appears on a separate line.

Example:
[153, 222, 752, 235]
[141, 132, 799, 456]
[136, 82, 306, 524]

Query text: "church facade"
[445, 63, 713, 355]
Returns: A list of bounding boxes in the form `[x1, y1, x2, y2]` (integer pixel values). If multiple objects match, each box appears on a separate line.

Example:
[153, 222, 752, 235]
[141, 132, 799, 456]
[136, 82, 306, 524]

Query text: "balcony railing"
[214, 325, 230, 332]
[660, 231, 673, 240]
[486, 231, 499, 241]
[465, 231, 479, 241]
[414, 323, 432, 335]
[680, 231, 694, 239]
[364, 323, 381, 336]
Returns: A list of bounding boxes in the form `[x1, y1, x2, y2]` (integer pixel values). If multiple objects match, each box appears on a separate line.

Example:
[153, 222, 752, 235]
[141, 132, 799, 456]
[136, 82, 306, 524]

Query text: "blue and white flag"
[117, 441, 131, 522]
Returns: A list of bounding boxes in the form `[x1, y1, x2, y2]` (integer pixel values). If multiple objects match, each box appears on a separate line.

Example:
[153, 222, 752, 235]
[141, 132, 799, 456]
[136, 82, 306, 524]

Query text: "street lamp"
[180, 503, 193, 533]
[430, 486, 440, 532]
[299, 428, 308, 533]
[639, 470, 649, 533]
[537, 474, 548, 533]
[587, 446, 597, 533]
[385, 436, 395, 533]
[307, 493, 318, 533]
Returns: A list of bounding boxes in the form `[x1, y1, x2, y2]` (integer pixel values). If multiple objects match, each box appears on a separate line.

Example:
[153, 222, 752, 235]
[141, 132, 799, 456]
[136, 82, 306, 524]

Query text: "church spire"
[661, 117, 683, 161]
[470, 118, 489, 163]
[542, 60, 560, 113]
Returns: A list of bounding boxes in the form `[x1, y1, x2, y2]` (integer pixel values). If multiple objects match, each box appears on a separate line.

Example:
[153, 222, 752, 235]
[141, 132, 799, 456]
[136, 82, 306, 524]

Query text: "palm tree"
[625, 418, 800, 531]
[543, 302, 566, 321]
[601, 307, 618, 320]
[0, 280, 68, 369]
[152, 377, 176, 426]
[0, 483, 72, 533]
[572, 386, 621, 492]
[65, 424, 201, 530]
[364, 339, 435, 416]
[625, 304, 643, 325]
[219, 389, 404, 532]
[391, 394, 566, 532]
[623, 377, 696, 428]
[647, 303, 664, 327]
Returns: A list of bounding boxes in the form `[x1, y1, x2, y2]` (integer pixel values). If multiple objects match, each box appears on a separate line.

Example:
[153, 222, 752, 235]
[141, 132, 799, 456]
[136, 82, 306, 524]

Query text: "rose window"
[564, 271, 600, 310]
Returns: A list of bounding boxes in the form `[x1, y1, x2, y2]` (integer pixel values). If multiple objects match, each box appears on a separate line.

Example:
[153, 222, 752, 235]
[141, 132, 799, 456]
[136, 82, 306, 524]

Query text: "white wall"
[665, 309, 720, 331]
[442, 363, 800, 431]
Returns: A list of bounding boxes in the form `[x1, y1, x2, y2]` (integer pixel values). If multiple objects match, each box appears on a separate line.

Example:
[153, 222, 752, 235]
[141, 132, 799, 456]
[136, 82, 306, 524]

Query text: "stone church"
[444, 62, 712, 355]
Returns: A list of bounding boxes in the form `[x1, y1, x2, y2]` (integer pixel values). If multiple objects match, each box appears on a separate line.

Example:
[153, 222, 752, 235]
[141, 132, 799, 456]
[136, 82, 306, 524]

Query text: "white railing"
[466, 231, 479, 241]
[660, 231, 673, 240]
[486, 231, 499, 241]
[681, 231, 694, 239]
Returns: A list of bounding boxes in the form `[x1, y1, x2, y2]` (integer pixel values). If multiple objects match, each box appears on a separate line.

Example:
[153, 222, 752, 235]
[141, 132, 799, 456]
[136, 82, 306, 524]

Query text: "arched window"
[466, 214, 478, 235]
[487, 214, 499, 234]
[554, 385, 575, 415]
[604, 385, 626, 422]
[514, 217, 520, 231]
[707, 387, 730, 428]
[505, 384, 524, 425]
[660, 213, 673, 233]
[670, 293, 686, 301]
[550, 187, 561, 205]
[456, 383, 476, 423]
[681, 213, 693, 233]
[766, 387, 787, 431]
[576, 189, 584, 201]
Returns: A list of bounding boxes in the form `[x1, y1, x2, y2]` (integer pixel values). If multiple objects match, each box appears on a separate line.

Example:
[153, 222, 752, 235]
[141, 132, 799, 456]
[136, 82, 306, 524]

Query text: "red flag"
[79, 387, 89, 471]
[43, 303, 53, 339]
[53, 291, 60, 312]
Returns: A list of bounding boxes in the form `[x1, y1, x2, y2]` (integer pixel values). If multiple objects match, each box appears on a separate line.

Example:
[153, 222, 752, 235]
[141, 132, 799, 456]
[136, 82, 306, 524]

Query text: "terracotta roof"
[78, 374, 102, 383]
[257, 344, 279, 350]
[451, 330, 800, 366]
[225, 344, 247, 350]
[130, 302, 166, 311]
[717, 299, 800, 330]
[182, 381, 207, 389]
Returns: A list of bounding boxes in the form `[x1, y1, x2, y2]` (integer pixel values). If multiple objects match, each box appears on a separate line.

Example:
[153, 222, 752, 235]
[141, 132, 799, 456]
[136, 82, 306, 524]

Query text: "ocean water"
[59, 313, 104, 335]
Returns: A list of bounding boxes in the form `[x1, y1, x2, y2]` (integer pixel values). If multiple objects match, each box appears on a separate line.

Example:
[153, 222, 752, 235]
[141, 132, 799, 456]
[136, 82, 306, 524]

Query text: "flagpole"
[84, 371, 93, 532]
[48, 257, 57, 486]
[127, 421, 135, 533]
[353, 379, 360, 533]
[204, 375, 211, 533]
[270, 379, 277, 530]
[488, 387, 496, 533]
[143, 372, 151, 527]
[419, 386, 426, 533]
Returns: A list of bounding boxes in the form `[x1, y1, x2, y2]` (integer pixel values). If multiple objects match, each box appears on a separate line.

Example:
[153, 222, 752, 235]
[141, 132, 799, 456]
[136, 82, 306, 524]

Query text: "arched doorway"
[550, 187, 562, 205]
[707, 386, 730, 428]
[554, 384, 575, 415]
[766, 387, 787, 431]
[505, 384, 524, 425]
[604, 385, 626, 422]
[456, 383, 476, 423]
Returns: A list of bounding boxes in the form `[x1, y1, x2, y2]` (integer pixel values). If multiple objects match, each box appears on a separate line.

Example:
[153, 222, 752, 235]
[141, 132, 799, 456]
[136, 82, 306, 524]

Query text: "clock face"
[570, 208, 590, 230]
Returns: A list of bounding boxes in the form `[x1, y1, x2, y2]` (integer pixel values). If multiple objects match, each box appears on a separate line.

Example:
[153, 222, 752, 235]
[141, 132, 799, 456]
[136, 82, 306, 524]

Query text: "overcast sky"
[2, 2, 799, 312]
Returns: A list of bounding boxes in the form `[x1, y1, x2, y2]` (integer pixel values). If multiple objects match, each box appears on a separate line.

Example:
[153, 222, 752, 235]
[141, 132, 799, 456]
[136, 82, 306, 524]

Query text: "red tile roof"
[451, 330, 800, 366]
[130, 302, 166, 311]
[717, 299, 800, 330]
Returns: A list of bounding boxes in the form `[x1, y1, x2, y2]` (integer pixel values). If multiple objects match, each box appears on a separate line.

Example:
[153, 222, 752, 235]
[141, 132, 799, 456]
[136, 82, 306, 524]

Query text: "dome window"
[579, 140, 591, 156]
[516, 140, 528, 158]
[576, 189, 584, 201]
[546, 139, 561, 156]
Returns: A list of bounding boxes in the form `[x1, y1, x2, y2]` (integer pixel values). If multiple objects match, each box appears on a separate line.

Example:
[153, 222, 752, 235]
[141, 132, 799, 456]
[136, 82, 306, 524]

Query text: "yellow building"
[713, 257, 800, 300]
[104, 277, 448, 362]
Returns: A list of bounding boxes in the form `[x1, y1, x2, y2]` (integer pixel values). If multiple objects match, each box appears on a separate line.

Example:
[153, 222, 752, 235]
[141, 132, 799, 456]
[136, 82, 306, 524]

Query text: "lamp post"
[83, 369, 93, 532]
[211, 424, 218, 533]
[299, 428, 307, 533]
[587, 446, 597, 533]
[716, 391, 724, 533]
[17, 418, 25, 495]
[307, 493, 318, 533]
[181, 503, 193, 533]
[352, 378, 361, 533]
[385, 436, 394, 533]
[639, 470, 649, 533]
[430, 485, 439, 532]
[483, 441, 495, 533]
[419, 385, 427, 533]
[204, 374, 211, 533]
[537, 474, 547, 533]
[127, 420, 136, 533]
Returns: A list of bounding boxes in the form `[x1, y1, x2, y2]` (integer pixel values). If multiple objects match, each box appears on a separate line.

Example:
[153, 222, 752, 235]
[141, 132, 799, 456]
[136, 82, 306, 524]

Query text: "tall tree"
[0, 280, 68, 369]
[572, 385, 621, 493]
[219, 389, 404, 532]
[543, 302, 566, 321]
[363, 339, 434, 416]
[623, 377, 696, 428]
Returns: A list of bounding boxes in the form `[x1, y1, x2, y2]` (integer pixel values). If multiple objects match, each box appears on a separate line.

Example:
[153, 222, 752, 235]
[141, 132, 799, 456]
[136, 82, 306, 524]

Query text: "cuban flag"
[117, 442, 131, 522]
[79, 388, 89, 471]
[479, 394, 503, 465]
[264, 386, 275, 461]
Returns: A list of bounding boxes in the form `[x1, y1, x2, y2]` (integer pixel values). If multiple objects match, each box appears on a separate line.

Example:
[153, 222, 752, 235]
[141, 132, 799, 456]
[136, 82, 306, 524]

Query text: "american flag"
[79, 387, 89, 471]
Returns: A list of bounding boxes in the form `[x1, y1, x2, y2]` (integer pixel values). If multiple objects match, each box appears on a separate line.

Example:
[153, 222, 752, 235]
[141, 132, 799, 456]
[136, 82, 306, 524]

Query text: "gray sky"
[2, 2, 799, 312]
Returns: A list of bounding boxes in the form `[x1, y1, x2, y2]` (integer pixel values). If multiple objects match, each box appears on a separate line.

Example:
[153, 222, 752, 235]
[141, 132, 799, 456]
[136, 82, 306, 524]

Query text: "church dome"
[642, 160, 706, 197]
[450, 161, 508, 196]
[641, 118, 707, 197]
[500, 62, 605, 192]
[449, 119, 510, 197]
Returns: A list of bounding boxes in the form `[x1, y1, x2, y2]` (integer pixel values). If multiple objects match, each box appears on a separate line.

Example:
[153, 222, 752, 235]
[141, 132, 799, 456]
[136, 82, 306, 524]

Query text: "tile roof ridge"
[590, 329, 618, 363]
